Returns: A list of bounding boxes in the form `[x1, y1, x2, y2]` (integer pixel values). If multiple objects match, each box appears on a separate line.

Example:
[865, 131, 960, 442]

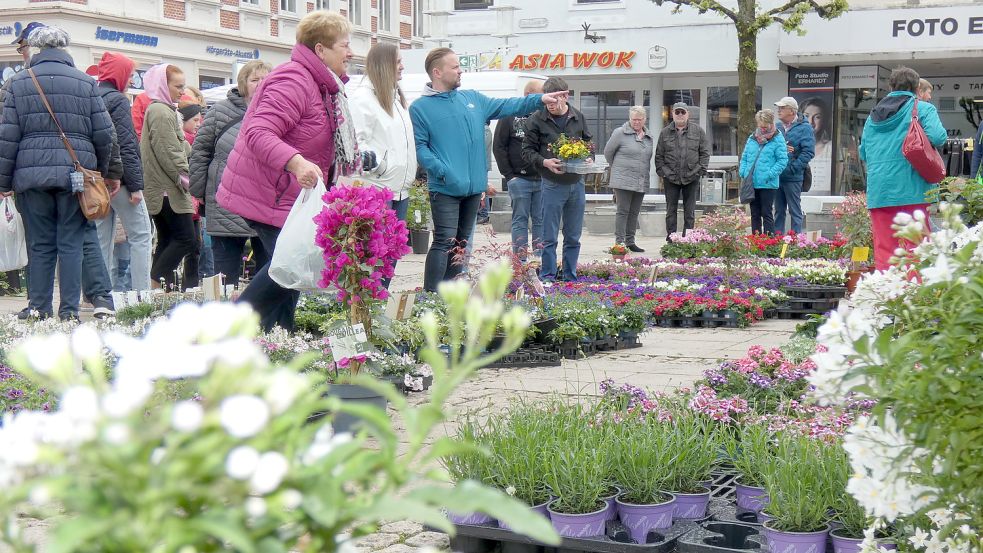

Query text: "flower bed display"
[661, 231, 848, 260]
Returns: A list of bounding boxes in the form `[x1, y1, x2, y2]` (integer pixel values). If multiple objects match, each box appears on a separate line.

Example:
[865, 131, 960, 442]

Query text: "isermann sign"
[891, 16, 983, 37]
[508, 51, 636, 71]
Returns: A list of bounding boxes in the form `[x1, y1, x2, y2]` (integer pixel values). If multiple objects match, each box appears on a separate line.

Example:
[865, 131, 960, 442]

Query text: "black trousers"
[236, 220, 300, 332]
[151, 198, 197, 289]
[664, 180, 698, 237]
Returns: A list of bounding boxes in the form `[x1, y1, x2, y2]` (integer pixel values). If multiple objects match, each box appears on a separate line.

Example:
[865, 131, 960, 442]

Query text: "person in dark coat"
[774, 97, 815, 234]
[0, 26, 115, 321]
[91, 51, 153, 293]
[655, 102, 710, 240]
[190, 60, 273, 286]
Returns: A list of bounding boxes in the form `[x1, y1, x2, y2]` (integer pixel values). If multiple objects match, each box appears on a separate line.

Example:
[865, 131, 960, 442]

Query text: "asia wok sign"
[508, 51, 636, 71]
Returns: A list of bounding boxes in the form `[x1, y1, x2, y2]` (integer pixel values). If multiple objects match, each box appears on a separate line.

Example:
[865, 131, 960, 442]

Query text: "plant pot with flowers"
[831, 192, 874, 292]
[608, 243, 629, 262]
[723, 422, 772, 516]
[406, 180, 432, 254]
[759, 433, 831, 553]
[543, 402, 611, 538]
[315, 180, 411, 431]
[444, 416, 501, 525]
[668, 413, 720, 520]
[549, 133, 596, 175]
[612, 415, 678, 544]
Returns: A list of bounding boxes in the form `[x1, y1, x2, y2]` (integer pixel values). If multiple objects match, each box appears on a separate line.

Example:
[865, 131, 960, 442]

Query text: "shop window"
[241, 0, 260, 5]
[455, 0, 492, 10]
[199, 75, 228, 91]
[379, 0, 393, 31]
[413, 0, 426, 36]
[280, 0, 297, 12]
[580, 91, 634, 145]
[349, 0, 362, 24]
[707, 86, 761, 156]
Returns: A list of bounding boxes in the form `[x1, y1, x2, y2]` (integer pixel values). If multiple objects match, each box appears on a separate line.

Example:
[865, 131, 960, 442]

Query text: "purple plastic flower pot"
[498, 500, 550, 531]
[734, 481, 769, 513]
[547, 500, 608, 538]
[674, 487, 711, 519]
[615, 493, 676, 544]
[830, 528, 864, 553]
[762, 521, 829, 553]
[757, 510, 775, 524]
[601, 486, 622, 521]
[448, 511, 496, 525]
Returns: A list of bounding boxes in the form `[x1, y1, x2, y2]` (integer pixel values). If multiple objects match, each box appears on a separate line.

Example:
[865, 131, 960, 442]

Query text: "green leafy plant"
[760, 432, 831, 533]
[927, 176, 983, 227]
[486, 401, 554, 507]
[612, 416, 676, 505]
[406, 181, 431, 231]
[826, 443, 867, 538]
[114, 302, 157, 325]
[669, 412, 721, 494]
[0, 262, 560, 552]
[723, 422, 772, 488]
[541, 402, 610, 514]
[547, 321, 587, 344]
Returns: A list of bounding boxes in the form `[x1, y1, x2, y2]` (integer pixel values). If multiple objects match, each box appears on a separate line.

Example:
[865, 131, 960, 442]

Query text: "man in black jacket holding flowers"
[522, 76, 591, 282]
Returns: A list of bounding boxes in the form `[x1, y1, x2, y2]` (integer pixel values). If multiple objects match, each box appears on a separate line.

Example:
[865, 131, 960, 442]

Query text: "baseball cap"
[12, 22, 45, 45]
[671, 102, 689, 113]
[774, 97, 799, 111]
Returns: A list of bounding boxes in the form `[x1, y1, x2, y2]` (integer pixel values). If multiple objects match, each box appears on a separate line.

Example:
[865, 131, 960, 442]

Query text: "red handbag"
[901, 99, 946, 184]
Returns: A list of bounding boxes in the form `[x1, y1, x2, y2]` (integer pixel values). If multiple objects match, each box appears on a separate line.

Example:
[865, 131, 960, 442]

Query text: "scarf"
[328, 69, 358, 177]
[754, 125, 778, 145]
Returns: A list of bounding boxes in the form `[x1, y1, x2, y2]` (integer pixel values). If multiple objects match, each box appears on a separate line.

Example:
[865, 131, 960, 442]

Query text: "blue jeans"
[774, 180, 804, 234]
[509, 177, 543, 258]
[199, 223, 215, 278]
[383, 197, 409, 289]
[424, 192, 480, 292]
[80, 221, 114, 305]
[19, 188, 87, 318]
[95, 192, 153, 292]
[114, 241, 131, 292]
[237, 220, 299, 332]
[541, 177, 585, 282]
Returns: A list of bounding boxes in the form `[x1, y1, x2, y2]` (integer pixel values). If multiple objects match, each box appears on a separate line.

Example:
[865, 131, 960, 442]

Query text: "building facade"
[410, 0, 983, 195]
[1, 0, 426, 94]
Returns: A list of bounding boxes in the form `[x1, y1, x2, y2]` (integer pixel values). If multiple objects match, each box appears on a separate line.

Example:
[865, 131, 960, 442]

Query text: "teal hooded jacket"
[410, 86, 543, 197]
[739, 132, 788, 190]
[860, 91, 947, 209]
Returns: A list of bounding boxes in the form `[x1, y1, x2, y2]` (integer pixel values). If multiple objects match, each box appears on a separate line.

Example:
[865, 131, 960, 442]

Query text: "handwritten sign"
[327, 324, 369, 360]
[851, 247, 870, 263]
[385, 292, 416, 320]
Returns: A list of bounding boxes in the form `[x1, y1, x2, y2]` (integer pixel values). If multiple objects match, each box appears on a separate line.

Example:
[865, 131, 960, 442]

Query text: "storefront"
[779, 5, 983, 194]
[1, 13, 291, 94]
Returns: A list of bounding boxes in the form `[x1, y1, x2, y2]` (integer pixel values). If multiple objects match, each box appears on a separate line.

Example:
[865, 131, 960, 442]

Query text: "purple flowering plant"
[0, 364, 53, 415]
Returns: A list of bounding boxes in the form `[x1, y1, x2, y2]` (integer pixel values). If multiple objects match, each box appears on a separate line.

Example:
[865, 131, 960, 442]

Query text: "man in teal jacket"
[860, 66, 947, 270]
[410, 47, 566, 291]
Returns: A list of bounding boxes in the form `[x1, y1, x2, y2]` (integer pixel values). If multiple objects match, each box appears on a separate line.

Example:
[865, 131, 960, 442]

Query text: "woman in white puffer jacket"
[347, 43, 417, 227]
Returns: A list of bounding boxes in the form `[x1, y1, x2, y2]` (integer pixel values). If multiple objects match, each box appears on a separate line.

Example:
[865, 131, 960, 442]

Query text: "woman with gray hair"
[604, 105, 653, 251]
[739, 109, 788, 234]
[0, 25, 115, 321]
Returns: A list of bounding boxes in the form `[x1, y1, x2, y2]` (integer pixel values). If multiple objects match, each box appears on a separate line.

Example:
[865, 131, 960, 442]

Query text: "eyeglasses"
[673, 110, 687, 115]
[15, 44, 28, 54]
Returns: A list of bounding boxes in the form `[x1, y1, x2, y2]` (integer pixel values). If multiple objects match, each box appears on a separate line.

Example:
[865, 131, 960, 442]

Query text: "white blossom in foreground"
[219, 395, 270, 439]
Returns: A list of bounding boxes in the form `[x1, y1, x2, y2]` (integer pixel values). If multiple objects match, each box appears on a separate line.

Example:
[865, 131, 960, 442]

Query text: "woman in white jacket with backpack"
[347, 44, 417, 285]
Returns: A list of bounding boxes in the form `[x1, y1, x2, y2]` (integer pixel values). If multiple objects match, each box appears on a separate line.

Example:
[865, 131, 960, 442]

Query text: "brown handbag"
[27, 68, 111, 220]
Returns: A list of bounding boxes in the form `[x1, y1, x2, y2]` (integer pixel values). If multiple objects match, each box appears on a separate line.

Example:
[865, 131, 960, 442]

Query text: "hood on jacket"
[142, 63, 173, 105]
[422, 83, 449, 97]
[869, 91, 914, 126]
[96, 52, 134, 93]
[290, 43, 343, 97]
[621, 121, 651, 138]
[783, 114, 809, 131]
[226, 87, 247, 110]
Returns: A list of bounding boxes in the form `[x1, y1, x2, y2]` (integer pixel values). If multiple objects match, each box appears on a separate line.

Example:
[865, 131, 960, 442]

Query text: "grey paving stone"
[379, 521, 424, 536]
[355, 533, 401, 550]
[405, 531, 450, 549]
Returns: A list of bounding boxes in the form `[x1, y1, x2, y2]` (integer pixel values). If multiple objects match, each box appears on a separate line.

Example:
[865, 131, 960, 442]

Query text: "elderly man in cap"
[654, 102, 709, 240]
[0, 22, 46, 107]
[773, 96, 815, 234]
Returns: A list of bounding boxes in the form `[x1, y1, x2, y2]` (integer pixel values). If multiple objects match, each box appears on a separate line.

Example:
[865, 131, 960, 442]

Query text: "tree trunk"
[736, 0, 758, 157]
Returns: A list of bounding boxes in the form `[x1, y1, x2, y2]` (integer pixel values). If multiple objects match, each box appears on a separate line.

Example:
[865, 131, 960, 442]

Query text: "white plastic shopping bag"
[268, 179, 327, 290]
[0, 196, 28, 272]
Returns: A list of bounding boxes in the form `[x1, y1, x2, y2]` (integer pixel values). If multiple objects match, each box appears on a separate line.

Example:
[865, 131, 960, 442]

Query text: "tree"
[652, 0, 848, 153]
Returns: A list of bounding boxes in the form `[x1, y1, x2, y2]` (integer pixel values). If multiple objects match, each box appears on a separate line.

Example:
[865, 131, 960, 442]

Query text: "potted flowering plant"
[315, 180, 411, 375]
[612, 416, 678, 544]
[831, 192, 873, 291]
[406, 180, 432, 254]
[723, 422, 773, 516]
[608, 243, 629, 261]
[668, 413, 720, 520]
[548, 133, 595, 173]
[759, 432, 831, 553]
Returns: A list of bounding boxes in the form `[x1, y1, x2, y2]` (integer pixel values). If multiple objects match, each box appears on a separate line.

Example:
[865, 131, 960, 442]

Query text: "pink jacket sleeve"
[241, 72, 306, 172]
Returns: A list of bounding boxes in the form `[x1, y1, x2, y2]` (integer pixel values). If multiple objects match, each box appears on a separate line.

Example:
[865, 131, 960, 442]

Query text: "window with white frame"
[280, 0, 297, 12]
[413, 0, 425, 36]
[379, 0, 392, 31]
[241, 0, 260, 5]
[349, 0, 362, 24]
[454, 0, 492, 9]
[315, 0, 328, 8]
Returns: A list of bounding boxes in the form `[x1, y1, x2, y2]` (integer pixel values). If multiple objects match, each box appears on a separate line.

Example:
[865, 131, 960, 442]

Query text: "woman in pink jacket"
[217, 10, 357, 331]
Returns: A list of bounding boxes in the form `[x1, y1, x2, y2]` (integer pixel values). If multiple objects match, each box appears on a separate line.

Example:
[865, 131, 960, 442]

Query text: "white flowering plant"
[808, 204, 982, 552]
[0, 263, 560, 552]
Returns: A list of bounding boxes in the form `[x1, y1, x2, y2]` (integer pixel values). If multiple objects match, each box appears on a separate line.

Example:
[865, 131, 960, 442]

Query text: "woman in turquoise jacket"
[860, 67, 947, 270]
[739, 109, 789, 234]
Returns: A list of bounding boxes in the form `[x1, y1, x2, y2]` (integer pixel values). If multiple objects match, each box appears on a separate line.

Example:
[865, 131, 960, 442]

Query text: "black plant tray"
[449, 518, 702, 553]
[708, 468, 738, 501]
[485, 347, 562, 369]
[783, 285, 847, 300]
[710, 504, 763, 527]
[677, 521, 766, 553]
[654, 317, 740, 329]
[785, 297, 841, 312]
[775, 307, 832, 319]
[617, 336, 643, 349]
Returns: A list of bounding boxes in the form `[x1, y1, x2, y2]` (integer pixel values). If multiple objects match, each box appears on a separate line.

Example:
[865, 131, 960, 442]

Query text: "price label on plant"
[851, 247, 870, 262]
[780, 243, 789, 258]
[327, 323, 370, 360]
[385, 293, 416, 320]
[414, 210, 422, 223]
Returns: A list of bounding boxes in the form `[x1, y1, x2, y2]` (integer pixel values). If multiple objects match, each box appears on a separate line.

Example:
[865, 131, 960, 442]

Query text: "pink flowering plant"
[315, 182, 411, 373]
